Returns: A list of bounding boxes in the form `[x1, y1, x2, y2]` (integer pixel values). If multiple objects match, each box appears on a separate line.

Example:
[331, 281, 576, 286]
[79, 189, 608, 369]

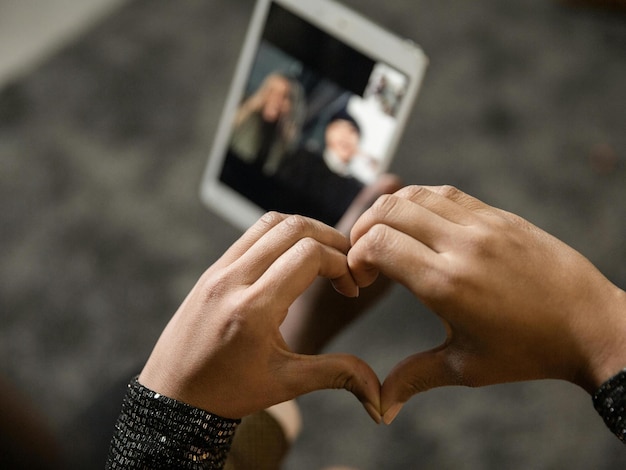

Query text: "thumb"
[381, 348, 455, 424]
[285, 353, 382, 424]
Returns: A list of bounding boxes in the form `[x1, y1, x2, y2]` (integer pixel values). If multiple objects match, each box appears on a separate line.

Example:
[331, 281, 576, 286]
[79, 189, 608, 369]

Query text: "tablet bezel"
[200, 0, 428, 231]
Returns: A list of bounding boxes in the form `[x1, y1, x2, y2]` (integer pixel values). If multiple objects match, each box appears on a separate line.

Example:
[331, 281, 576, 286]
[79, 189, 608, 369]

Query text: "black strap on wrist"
[592, 368, 626, 444]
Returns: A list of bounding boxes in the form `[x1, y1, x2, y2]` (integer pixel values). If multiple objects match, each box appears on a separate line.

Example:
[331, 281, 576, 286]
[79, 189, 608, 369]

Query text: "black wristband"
[106, 378, 240, 469]
[592, 368, 626, 444]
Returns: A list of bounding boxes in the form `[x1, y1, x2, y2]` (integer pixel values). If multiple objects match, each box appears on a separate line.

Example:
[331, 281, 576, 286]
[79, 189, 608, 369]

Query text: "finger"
[233, 215, 351, 285]
[419, 185, 493, 213]
[348, 224, 440, 291]
[281, 353, 383, 424]
[253, 236, 358, 316]
[335, 174, 403, 236]
[213, 212, 289, 269]
[393, 185, 480, 225]
[380, 348, 456, 424]
[350, 192, 459, 253]
[419, 185, 529, 230]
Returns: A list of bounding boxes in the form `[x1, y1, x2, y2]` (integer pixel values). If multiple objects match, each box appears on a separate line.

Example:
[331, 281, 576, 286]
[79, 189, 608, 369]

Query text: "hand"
[349, 185, 626, 424]
[281, 174, 403, 355]
[139, 212, 381, 422]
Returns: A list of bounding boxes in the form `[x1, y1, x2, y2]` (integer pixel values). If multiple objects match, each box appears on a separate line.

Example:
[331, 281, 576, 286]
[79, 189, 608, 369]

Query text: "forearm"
[106, 378, 240, 470]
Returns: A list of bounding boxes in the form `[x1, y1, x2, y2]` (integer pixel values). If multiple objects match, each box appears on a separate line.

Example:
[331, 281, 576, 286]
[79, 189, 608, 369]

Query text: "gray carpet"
[1, 0, 624, 468]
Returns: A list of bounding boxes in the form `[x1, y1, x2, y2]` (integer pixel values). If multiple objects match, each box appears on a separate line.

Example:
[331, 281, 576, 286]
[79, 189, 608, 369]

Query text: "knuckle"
[335, 369, 354, 390]
[198, 270, 236, 307]
[463, 224, 506, 260]
[498, 209, 530, 231]
[395, 185, 427, 200]
[282, 214, 313, 235]
[294, 235, 317, 250]
[465, 226, 491, 251]
[330, 359, 359, 391]
[259, 211, 285, 228]
[247, 212, 286, 240]
[292, 236, 321, 259]
[434, 184, 461, 199]
[368, 193, 398, 218]
[360, 224, 391, 256]
[198, 269, 227, 294]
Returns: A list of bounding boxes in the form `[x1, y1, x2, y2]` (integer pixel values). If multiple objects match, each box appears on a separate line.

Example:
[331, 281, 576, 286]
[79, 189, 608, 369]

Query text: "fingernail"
[363, 402, 382, 424]
[382, 403, 403, 425]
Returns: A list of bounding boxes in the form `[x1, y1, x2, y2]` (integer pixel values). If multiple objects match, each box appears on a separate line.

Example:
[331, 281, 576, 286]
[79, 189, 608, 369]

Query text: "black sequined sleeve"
[106, 378, 240, 469]
[592, 368, 626, 444]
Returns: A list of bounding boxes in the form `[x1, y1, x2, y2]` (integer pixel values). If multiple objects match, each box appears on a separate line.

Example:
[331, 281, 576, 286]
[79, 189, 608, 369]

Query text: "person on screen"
[323, 109, 379, 184]
[275, 110, 366, 226]
[229, 72, 305, 176]
[322, 109, 362, 176]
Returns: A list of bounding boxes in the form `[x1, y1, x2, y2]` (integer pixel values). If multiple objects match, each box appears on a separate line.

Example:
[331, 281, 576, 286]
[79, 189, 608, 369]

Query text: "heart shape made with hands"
[150, 185, 611, 429]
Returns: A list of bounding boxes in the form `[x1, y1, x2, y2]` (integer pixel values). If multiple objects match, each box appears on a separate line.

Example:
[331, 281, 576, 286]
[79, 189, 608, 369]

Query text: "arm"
[107, 212, 382, 469]
[349, 185, 626, 436]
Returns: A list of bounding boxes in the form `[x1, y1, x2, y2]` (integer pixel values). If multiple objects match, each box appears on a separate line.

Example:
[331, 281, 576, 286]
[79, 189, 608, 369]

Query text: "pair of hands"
[139, 185, 626, 425]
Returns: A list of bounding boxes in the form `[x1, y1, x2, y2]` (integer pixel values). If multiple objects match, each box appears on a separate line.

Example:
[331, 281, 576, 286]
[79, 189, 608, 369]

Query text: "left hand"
[138, 212, 382, 422]
[348, 185, 626, 424]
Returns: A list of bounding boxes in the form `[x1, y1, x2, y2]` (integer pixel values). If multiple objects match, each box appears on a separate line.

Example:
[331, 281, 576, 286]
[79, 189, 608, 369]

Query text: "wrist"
[580, 286, 626, 393]
[592, 368, 626, 443]
[106, 377, 240, 468]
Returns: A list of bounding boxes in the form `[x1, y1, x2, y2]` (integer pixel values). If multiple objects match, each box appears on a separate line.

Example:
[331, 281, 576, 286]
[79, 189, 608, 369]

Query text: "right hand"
[348, 185, 626, 424]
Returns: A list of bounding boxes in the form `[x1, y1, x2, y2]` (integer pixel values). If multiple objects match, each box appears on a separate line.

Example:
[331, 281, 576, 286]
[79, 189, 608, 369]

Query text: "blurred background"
[0, 0, 624, 468]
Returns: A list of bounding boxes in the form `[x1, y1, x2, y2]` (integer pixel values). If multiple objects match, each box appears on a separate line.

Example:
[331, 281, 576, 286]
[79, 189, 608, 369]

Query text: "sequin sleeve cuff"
[592, 368, 626, 444]
[106, 377, 240, 469]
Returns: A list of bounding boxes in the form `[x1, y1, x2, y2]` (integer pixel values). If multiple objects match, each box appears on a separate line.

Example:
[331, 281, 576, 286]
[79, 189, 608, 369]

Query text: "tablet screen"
[216, 2, 413, 226]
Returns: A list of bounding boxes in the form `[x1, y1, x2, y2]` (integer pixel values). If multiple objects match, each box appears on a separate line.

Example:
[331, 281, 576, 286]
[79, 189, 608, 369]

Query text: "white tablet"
[200, 0, 428, 231]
